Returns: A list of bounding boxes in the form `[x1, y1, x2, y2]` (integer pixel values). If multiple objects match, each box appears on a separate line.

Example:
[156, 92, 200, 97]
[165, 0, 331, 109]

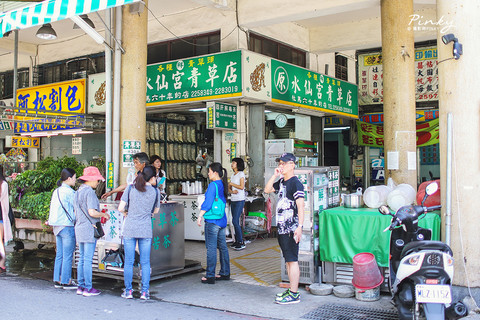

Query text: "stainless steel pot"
[342, 193, 364, 208]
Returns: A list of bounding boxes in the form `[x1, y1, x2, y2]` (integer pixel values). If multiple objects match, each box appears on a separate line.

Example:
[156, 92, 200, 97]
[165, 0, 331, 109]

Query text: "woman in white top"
[228, 158, 246, 250]
[150, 155, 167, 194]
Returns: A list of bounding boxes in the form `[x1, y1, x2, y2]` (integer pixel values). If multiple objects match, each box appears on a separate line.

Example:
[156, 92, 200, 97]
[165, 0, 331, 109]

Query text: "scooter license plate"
[415, 284, 452, 304]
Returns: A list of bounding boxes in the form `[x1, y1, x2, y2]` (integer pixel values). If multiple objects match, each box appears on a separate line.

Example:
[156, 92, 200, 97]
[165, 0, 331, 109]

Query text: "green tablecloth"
[318, 206, 441, 267]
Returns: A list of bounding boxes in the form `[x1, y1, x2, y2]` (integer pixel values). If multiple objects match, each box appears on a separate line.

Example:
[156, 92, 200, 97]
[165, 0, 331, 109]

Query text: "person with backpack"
[48, 168, 77, 289]
[196, 162, 230, 284]
[118, 165, 160, 300]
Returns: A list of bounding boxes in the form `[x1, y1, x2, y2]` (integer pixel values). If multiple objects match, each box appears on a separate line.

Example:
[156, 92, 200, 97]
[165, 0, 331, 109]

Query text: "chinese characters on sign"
[357, 119, 439, 148]
[146, 51, 242, 107]
[358, 47, 438, 105]
[122, 140, 141, 167]
[271, 59, 358, 118]
[106, 162, 114, 189]
[72, 137, 82, 155]
[14, 79, 86, 134]
[206, 101, 237, 130]
[8, 136, 40, 148]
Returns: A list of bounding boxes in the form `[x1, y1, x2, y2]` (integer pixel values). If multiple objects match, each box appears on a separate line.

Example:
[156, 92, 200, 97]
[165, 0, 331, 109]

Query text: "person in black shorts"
[264, 153, 304, 304]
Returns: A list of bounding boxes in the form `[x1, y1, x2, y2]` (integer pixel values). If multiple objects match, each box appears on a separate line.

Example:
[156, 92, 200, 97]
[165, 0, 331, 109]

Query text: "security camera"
[453, 41, 463, 60]
[442, 33, 463, 60]
[442, 33, 457, 44]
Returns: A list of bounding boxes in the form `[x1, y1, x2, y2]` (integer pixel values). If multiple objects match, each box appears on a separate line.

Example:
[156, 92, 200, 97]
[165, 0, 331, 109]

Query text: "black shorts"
[277, 232, 299, 262]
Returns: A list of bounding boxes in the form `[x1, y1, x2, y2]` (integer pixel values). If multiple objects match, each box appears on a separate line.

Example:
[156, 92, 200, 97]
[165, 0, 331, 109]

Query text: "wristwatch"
[298, 224, 303, 229]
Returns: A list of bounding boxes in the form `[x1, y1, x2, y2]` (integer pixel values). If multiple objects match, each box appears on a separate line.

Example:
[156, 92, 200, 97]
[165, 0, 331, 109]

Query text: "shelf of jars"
[146, 119, 198, 195]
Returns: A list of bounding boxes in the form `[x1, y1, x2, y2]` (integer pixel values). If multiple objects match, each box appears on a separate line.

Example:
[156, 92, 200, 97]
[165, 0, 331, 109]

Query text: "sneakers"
[121, 289, 133, 299]
[229, 242, 238, 248]
[275, 290, 300, 304]
[140, 291, 150, 300]
[276, 289, 291, 299]
[233, 242, 246, 251]
[54, 281, 63, 289]
[62, 280, 78, 290]
[83, 287, 101, 297]
[76, 286, 85, 295]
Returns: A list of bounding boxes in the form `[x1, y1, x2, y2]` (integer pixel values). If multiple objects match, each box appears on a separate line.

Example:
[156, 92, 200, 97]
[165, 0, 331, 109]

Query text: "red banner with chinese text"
[357, 119, 439, 148]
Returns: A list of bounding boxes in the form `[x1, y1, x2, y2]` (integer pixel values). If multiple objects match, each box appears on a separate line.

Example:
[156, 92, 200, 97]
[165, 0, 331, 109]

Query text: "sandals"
[215, 274, 230, 281]
[201, 277, 215, 284]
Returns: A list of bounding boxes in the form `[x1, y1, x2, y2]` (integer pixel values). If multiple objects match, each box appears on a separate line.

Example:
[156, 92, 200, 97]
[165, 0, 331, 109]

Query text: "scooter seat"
[401, 240, 453, 258]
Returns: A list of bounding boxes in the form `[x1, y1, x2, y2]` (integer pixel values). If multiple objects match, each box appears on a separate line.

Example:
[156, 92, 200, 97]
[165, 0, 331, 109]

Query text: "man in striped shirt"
[265, 153, 305, 305]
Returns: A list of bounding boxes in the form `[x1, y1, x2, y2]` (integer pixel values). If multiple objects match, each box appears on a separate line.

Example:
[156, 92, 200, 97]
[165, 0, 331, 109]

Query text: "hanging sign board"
[206, 101, 237, 130]
[122, 140, 141, 167]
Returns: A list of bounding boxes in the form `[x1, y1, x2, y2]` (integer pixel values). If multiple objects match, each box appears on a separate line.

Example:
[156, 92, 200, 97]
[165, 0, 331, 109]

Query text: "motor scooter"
[378, 182, 466, 320]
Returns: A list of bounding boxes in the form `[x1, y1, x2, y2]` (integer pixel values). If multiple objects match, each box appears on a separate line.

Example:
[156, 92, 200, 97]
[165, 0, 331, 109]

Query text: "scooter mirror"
[425, 182, 439, 196]
[378, 205, 391, 215]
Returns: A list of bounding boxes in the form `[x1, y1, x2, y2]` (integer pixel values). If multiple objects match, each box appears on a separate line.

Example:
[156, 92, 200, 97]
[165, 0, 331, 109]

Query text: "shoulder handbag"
[203, 183, 226, 220]
[75, 192, 104, 239]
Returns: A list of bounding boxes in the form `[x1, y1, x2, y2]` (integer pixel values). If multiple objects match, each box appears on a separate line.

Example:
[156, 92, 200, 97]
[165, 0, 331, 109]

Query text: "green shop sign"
[206, 101, 237, 130]
[271, 60, 358, 118]
[146, 51, 242, 106]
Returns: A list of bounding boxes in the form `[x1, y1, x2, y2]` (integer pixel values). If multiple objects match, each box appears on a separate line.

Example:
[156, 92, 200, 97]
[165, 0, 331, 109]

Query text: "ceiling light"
[36, 23, 57, 40]
[70, 15, 104, 45]
[73, 14, 95, 29]
[189, 108, 207, 112]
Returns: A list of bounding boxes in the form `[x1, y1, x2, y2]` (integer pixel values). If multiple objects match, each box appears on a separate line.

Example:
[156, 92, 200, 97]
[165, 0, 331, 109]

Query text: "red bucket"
[352, 252, 384, 290]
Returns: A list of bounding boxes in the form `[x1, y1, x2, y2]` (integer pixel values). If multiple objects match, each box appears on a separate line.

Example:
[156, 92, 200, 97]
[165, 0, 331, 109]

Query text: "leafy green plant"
[9, 156, 85, 223]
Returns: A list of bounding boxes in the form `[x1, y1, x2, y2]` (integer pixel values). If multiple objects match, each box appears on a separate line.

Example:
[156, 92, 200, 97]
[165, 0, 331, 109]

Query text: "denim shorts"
[278, 232, 299, 262]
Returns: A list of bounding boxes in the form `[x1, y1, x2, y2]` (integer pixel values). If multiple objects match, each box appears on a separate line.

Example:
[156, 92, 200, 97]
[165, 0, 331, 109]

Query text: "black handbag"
[93, 221, 105, 239]
[76, 192, 104, 239]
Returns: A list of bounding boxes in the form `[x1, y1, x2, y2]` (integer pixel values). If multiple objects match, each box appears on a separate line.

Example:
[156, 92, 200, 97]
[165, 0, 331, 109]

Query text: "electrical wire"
[452, 115, 480, 309]
[144, 3, 237, 47]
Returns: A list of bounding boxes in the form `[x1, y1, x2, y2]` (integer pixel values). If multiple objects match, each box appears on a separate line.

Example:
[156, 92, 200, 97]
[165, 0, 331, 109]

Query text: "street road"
[0, 274, 270, 320]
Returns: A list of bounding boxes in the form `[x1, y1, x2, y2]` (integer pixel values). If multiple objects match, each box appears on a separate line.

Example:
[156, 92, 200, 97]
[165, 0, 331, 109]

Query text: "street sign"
[206, 101, 237, 130]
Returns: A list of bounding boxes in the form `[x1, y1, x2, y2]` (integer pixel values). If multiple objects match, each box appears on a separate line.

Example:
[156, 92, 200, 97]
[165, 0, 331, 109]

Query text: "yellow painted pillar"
[380, 0, 417, 186]
[438, 0, 480, 287]
[119, 1, 148, 180]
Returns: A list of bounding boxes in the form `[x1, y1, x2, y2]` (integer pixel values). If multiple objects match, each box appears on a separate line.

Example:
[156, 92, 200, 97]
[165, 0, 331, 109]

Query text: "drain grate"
[301, 304, 399, 320]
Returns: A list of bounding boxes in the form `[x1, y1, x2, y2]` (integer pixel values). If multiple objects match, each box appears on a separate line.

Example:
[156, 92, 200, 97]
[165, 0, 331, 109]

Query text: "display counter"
[169, 194, 232, 241]
[75, 200, 188, 280]
[318, 206, 441, 267]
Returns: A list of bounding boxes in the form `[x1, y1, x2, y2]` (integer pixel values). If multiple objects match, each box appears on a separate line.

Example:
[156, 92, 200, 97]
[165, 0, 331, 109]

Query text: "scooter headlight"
[404, 254, 421, 266]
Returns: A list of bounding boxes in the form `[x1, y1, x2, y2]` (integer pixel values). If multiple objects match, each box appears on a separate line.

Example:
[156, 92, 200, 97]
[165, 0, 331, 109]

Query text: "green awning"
[0, 0, 140, 37]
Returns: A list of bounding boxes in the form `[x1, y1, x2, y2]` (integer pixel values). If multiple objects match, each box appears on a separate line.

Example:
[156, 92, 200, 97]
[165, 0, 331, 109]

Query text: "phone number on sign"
[190, 86, 239, 98]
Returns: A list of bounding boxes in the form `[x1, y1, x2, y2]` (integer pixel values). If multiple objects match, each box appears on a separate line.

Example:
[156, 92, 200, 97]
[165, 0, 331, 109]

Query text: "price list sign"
[72, 137, 82, 155]
[206, 101, 237, 130]
[122, 140, 141, 167]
